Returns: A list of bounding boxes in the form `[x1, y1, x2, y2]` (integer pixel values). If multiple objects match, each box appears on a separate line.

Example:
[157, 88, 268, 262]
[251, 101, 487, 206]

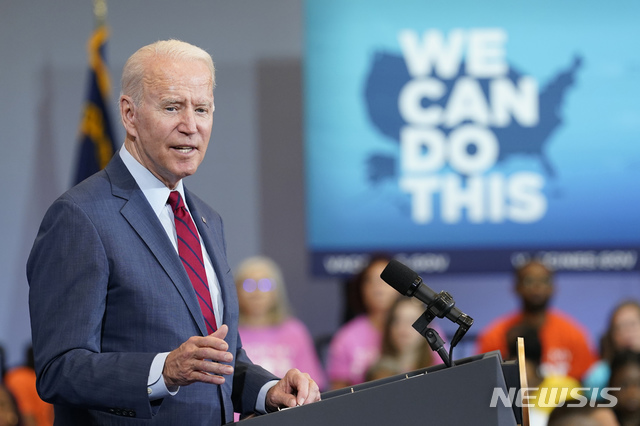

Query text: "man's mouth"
[173, 146, 195, 153]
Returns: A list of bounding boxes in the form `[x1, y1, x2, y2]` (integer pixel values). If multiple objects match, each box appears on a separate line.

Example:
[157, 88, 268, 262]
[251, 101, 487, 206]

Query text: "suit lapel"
[105, 157, 209, 336]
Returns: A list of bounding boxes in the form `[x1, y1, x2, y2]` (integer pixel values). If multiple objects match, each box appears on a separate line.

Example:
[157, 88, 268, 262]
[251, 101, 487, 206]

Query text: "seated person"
[476, 260, 597, 380]
[235, 256, 327, 391]
[326, 255, 398, 389]
[366, 296, 444, 381]
[584, 300, 640, 399]
[608, 350, 640, 426]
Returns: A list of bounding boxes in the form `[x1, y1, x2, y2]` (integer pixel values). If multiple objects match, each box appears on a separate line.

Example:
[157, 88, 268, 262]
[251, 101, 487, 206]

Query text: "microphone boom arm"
[412, 310, 452, 367]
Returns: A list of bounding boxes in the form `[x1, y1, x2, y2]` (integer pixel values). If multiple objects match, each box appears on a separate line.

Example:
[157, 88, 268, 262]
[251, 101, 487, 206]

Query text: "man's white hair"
[120, 39, 215, 105]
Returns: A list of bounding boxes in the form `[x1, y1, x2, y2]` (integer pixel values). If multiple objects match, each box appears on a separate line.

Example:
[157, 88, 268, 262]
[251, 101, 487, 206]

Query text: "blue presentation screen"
[304, 0, 640, 276]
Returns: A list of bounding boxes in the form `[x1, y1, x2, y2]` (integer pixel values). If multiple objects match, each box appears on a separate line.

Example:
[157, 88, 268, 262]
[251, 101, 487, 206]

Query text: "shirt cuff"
[147, 352, 179, 401]
[255, 380, 279, 414]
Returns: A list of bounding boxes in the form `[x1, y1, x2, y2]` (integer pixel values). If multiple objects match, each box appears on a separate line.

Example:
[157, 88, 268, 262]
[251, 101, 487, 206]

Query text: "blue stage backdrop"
[304, 0, 640, 276]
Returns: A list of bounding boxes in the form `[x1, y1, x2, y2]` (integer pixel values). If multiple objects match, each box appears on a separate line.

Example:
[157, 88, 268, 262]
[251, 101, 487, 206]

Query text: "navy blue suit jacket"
[27, 155, 277, 425]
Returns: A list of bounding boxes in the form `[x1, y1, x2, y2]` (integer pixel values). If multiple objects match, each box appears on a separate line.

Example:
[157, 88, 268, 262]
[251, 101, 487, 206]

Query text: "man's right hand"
[162, 324, 234, 388]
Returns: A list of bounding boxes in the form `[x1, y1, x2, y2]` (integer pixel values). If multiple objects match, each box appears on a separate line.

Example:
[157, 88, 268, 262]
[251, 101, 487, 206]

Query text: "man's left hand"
[265, 369, 321, 412]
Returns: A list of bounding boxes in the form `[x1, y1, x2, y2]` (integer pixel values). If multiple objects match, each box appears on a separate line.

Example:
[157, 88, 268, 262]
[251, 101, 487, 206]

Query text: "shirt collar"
[119, 145, 186, 218]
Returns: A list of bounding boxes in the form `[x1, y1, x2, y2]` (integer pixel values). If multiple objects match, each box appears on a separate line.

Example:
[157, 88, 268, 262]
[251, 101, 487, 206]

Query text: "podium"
[234, 351, 522, 426]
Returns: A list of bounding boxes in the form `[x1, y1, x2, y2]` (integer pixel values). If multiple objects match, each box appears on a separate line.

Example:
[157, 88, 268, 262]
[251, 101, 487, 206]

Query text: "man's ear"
[120, 95, 137, 139]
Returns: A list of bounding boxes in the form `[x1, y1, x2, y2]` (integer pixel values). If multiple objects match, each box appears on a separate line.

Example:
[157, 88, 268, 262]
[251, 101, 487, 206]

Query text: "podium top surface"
[234, 352, 518, 426]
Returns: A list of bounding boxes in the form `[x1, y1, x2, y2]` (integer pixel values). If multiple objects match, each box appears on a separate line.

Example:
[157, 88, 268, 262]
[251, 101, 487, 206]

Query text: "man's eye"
[166, 106, 177, 112]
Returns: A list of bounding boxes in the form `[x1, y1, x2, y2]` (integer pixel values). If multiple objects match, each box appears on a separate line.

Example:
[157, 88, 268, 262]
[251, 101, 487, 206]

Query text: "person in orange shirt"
[476, 260, 597, 381]
[4, 347, 53, 426]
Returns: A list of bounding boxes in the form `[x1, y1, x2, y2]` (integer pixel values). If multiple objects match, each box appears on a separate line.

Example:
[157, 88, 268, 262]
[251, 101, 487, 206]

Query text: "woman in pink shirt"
[235, 256, 327, 391]
[366, 296, 443, 381]
[326, 255, 399, 390]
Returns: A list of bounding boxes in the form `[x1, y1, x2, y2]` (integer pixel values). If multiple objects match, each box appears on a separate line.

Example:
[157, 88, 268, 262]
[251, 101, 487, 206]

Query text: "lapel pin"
[202, 217, 207, 224]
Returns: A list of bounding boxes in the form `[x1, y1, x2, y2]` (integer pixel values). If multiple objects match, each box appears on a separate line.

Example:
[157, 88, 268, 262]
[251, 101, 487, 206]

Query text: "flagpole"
[93, 0, 107, 27]
[73, 0, 116, 185]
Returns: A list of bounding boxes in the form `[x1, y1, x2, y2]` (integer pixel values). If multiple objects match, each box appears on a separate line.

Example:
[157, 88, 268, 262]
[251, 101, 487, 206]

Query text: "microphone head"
[380, 259, 420, 296]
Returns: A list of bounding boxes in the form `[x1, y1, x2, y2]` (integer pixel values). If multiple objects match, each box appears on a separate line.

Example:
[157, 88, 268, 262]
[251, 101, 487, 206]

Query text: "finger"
[196, 346, 233, 364]
[202, 364, 234, 380]
[281, 369, 310, 406]
[212, 359, 234, 376]
[281, 391, 297, 409]
[266, 383, 295, 410]
[209, 324, 229, 340]
[198, 325, 233, 361]
[202, 325, 229, 351]
[304, 379, 321, 404]
[191, 369, 227, 385]
[291, 373, 320, 406]
[292, 374, 311, 406]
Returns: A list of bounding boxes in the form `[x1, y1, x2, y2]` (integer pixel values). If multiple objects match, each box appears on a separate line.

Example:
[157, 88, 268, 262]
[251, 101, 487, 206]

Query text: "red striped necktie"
[168, 191, 217, 333]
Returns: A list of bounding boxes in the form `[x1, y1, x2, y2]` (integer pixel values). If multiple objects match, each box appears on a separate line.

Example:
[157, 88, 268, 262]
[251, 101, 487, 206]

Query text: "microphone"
[380, 259, 473, 347]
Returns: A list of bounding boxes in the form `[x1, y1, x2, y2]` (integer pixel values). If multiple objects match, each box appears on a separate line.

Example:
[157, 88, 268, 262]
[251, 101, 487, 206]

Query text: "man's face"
[124, 57, 214, 188]
[516, 263, 553, 313]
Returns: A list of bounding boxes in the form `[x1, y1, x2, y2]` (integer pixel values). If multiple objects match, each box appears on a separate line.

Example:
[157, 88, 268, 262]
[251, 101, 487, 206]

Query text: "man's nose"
[178, 109, 198, 134]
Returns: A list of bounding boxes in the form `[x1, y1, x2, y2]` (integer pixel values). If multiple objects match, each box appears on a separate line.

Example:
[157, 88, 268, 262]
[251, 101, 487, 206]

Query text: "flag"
[73, 23, 117, 185]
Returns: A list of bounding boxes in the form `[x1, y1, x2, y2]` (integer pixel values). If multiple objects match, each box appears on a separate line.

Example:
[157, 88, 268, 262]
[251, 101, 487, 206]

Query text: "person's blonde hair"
[120, 39, 215, 106]
[234, 256, 292, 325]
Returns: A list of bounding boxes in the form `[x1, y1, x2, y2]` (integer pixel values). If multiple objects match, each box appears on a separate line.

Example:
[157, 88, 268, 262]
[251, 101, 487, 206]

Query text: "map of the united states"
[363, 52, 583, 183]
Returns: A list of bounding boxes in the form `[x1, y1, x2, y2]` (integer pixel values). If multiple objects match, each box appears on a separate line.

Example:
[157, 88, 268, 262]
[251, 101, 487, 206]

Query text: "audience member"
[0, 384, 23, 426]
[505, 324, 581, 426]
[341, 254, 390, 324]
[584, 300, 640, 397]
[547, 404, 619, 426]
[4, 347, 53, 426]
[366, 296, 442, 381]
[326, 255, 398, 389]
[608, 351, 640, 426]
[476, 260, 597, 380]
[234, 256, 327, 391]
